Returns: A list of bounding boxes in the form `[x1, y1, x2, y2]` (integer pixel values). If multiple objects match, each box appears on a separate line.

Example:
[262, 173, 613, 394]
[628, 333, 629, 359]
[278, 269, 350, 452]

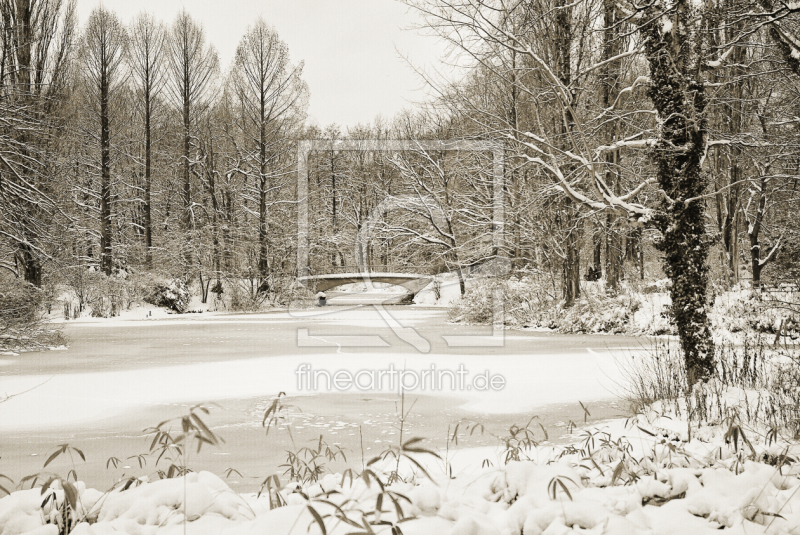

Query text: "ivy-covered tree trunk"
[643, 4, 716, 387]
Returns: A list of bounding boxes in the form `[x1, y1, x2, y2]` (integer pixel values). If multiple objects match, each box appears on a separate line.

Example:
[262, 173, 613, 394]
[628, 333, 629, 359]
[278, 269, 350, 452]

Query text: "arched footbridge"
[297, 266, 433, 296]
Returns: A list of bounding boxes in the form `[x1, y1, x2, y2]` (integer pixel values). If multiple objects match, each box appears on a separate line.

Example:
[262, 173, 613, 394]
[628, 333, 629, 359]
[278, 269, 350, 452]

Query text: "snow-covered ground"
[3, 407, 799, 535]
[0, 303, 661, 535]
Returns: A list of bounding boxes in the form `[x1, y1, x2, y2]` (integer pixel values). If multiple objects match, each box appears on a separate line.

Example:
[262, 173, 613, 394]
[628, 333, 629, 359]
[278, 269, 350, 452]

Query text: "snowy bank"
[4, 410, 800, 535]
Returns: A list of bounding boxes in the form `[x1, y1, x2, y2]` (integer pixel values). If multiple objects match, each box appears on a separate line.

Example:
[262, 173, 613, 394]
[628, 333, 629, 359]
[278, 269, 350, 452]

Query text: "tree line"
[4, 0, 800, 387]
[0, 1, 307, 302]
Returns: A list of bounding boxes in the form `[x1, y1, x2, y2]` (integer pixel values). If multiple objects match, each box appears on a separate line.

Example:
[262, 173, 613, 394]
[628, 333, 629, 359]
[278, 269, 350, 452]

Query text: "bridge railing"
[306, 264, 434, 276]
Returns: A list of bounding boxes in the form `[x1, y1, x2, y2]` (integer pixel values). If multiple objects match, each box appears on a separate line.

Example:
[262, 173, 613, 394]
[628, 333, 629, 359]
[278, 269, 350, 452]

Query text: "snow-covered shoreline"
[4, 408, 800, 535]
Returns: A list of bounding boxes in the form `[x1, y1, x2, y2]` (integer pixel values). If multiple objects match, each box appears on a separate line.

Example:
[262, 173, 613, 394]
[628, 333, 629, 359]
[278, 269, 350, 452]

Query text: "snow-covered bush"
[450, 275, 800, 340]
[0, 277, 42, 328]
[552, 292, 640, 334]
[711, 290, 800, 338]
[448, 279, 499, 324]
[642, 278, 671, 294]
[86, 274, 131, 318]
[63, 268, 137, 318]
[223, 279, 262, 311]
[144, 278, 190, 313]
[449, 277, 641, 334]
[126, 271, 167, 306]
[219, 276, 320, 311]
[266, 275, 308, 307]
[0, 276, 64, 350]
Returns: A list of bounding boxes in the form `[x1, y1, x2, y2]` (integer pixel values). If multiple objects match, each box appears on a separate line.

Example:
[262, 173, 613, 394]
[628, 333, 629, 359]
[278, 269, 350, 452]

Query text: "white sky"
[76, 0, 451, 130]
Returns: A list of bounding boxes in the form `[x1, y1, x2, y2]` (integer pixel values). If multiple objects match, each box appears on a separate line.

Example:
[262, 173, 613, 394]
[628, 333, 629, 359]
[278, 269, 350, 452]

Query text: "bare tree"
[0, 0, 76, 284]
[128, 12, 165, 268]
[232, 18, 306, 289]
[385, 111, 494, 295]
[167, 9, 218, 231]
[80, 7, 128, 276]
[405, 0, 753, 386]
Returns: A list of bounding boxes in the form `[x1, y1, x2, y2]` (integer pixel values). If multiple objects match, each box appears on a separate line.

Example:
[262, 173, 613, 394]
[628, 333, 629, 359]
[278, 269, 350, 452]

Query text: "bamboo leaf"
[43, 449, 62, 468]
[307, 505, 327, 535]
[63, 481, 78, 510]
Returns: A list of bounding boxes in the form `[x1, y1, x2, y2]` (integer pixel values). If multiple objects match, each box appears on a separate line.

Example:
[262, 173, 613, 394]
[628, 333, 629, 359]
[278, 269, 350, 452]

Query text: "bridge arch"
[296, 272, 432, 295]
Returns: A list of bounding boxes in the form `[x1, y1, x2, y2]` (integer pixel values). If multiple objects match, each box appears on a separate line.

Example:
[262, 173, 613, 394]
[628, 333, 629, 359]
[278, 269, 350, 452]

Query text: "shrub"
[127, 271, 166, 305]
[144, 278, 191, 313]
[552, 293, 640, 334]
[620, 334, 800, 437]
[449, 277, 641, 334]
[224, 279, 258, 312]
[64, 267, 135, 318]
[0, 278, 43, 331]
[711, 290, 800, 338]
[216, 276, 308, 311]
[0, 277, 64, 350]
[642, 278, 671, 294]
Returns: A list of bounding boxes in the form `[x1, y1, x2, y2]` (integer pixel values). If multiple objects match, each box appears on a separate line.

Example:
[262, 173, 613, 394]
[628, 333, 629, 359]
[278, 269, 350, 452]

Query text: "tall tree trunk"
[750, 234, 764, 288]
[258, 99, 269, 287]
[100, 71, 112, 275]
[16, 243, 42, 286]
[605, 212, 622, 292]
[643, 4, 716, 387]
[602, 0, 623, 293]
[258, 172, 269, 284]
[331, 155, 337, 229]
[203, 134, 220, 303]
[10, 0, 43, 286]
[627, 227, 645, 280]
[507, 49, 520, 266]
[746, 174, 778, 289]
[182, 75, 191, 227]
[721, 11, 746, 285]
[592, 223, 602, 277]
[330, 151, 339, 267]
[555, 0, 580, 306]
[563, 216, 581, 305]
[144, 85, 153, 268]
[180, 64, 193, 277]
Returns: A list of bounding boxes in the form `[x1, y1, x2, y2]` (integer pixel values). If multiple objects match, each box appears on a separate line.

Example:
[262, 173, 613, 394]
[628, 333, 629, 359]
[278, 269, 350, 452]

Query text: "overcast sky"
[75, 0, 450, 130]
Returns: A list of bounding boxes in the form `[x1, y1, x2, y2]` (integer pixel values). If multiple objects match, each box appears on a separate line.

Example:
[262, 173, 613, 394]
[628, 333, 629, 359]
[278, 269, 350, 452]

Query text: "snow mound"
[6, 416, 800, 535]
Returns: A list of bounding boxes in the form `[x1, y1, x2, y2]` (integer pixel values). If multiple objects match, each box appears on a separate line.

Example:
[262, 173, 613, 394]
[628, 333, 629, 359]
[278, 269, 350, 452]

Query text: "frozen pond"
[0, 305, 649, 491]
